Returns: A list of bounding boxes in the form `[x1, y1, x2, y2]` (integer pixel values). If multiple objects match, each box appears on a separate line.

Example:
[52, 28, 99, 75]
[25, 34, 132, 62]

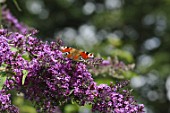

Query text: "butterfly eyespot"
[65, 52, 70, 55]
[60, 46, 66, 50]
[63, 52, 70, 56]
[88, 53, 94, 58]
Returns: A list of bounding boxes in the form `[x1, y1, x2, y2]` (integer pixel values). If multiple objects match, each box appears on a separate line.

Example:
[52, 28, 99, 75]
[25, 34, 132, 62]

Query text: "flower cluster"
[0, 7, 145, 113]
[92, 82, 144, 113]
[0, 90, 19, 113]
[89, 57, 135, 79]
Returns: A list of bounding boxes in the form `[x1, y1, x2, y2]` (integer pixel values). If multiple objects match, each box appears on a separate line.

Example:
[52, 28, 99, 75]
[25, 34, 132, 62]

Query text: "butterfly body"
[60, 46, 94, 61]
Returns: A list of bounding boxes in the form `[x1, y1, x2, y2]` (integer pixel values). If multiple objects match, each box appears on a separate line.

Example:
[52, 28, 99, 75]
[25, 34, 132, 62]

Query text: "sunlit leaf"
[22, 70, 28, 85]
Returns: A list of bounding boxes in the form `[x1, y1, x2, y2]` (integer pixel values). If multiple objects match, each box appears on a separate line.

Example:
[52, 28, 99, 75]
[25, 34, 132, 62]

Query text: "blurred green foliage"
[13, 96, 37, 113]
[2, 0, 170, 113]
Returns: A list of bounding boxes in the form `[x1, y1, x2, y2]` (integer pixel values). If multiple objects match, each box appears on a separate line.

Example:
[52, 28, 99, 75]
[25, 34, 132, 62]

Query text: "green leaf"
[0, 71, 6, 77]
[95, 78, 114, 85]
[22, 70, 28, 85]
[22, 52, 30, 61]
[64, 104, 78, 113]
[20, 105, 36, 113]
[10, 47, 18, 52]
[0, 75, 7, 90]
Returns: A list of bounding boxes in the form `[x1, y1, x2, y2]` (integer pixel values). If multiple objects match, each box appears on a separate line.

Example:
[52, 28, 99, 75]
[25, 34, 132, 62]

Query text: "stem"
[13, 0, 22, 11]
